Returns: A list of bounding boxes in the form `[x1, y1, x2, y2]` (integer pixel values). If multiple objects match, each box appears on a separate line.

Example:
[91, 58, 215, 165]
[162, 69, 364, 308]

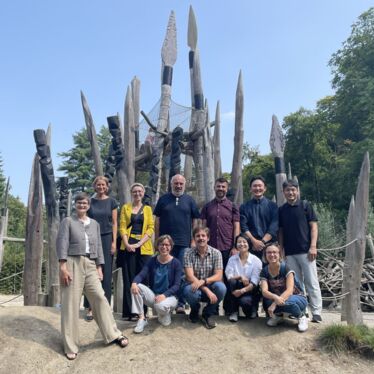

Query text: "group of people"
[56, 173, 323, 359]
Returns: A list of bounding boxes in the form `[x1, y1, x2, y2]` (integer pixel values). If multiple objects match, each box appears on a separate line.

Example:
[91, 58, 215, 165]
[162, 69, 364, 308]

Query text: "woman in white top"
[225, 234, 262, 322]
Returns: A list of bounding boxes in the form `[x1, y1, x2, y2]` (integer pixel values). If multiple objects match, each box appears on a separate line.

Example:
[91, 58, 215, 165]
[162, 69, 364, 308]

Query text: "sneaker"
[311, 314, 322, 323]
[298, 315, 308, 332]
[249, 310, 258, 319]
[266, 314, 283, 327]
[201, 314, 217, 329]
[188, 311, 199, 323]
[228, 312, 239, 322]
[158, 313, 171, 326]
[134, 318, 148, 334]
[176, 306, 186, 314]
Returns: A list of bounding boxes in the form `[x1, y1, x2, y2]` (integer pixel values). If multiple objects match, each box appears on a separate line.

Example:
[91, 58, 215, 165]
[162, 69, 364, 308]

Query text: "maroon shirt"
[201, 198, 240, 251]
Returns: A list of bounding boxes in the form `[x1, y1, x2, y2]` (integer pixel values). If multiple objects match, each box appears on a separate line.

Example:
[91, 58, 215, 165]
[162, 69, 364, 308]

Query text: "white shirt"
[225, 253, 262, 285]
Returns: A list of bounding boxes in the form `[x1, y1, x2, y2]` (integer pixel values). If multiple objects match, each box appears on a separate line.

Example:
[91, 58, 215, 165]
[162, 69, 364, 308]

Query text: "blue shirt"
[239, 197, 278, 240]
[154, 193, 200, 247]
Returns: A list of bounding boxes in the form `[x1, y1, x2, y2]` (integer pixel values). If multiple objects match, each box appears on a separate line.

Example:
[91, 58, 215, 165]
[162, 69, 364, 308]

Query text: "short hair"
[74, 192, 90, 204]
[282, 179, 299, 190]
[93, 175, 109, 187]
[155, 234, 174, 248]
[250, 176, 267, 187]
[170, 174, 186, 184]
[262, 242, 283, 263]
[192, 225, 210, 238]
[130, 182, 145, 192]
[234, 233, 252, 249]
[215, 177, 229, 185]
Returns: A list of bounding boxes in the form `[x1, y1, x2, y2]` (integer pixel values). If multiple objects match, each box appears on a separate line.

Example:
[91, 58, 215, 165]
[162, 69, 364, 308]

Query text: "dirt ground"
[0, 302, 373, 374]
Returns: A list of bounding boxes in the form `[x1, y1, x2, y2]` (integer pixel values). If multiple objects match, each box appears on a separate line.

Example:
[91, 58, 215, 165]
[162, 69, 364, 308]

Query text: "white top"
[82, 217, 91, 254]
[225, 253, 262, 285]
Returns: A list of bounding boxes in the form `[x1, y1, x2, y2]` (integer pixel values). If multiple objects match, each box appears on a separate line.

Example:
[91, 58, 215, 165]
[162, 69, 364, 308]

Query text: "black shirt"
[279, 200, 318, 256]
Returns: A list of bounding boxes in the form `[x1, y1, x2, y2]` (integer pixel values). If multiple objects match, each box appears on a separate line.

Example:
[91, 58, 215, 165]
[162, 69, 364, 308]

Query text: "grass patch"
[318, 324, 374, 358]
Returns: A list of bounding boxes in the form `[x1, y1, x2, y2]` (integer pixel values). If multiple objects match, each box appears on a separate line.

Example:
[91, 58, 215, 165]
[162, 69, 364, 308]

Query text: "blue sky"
[1, 0, 373, 203]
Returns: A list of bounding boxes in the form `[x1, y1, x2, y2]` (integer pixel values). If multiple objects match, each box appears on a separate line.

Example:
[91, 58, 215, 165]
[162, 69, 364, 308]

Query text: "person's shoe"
[158, 313, 172, 326]
[176, 306, 186, 314]
[228, 312, 238, 322]
[311, 314, 322, 323]
[85, 309, 93, 322]
[266, 314, 283, 327]
[65, 353, 77, 360]
[201, 314, 217, 329]
[188, 311, 199, 323]
[298, 315, 309, 332]
[249, 310, 258, 319]
[134, 318, 148, 334]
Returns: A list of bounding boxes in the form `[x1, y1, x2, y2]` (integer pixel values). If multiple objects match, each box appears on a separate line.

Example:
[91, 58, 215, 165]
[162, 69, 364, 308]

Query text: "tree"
[58, 126, 111, 193]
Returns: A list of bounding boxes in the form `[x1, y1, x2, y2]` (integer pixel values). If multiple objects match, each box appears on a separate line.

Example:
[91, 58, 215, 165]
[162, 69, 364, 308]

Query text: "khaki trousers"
[61, 256, 122, 354]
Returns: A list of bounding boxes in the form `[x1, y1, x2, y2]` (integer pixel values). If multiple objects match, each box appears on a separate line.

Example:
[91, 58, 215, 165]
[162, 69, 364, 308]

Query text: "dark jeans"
[172, 245, 188, 308]
[225, 279, 260, 316]
[183, 281, 227, 318]
[84, 233, 113, 309]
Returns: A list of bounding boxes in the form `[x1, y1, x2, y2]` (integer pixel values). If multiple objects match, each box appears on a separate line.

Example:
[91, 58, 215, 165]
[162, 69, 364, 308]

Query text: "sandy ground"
[1, 296, 373, 374]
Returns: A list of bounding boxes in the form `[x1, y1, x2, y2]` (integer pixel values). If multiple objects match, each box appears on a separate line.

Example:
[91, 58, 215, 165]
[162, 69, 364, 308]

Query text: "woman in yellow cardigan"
[118, 183, 154, 320]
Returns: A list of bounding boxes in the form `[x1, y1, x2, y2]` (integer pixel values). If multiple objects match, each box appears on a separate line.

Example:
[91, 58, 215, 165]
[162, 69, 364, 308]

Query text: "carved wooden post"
[150, 11, 177, 205]
[23, 155, 44, 305]
[0, 177, 10, 272]
[342, 152, 370, 324]
[270, 114, 287, 206]
[81, 91, 103, 177]
[213, 101, 222, 179]
[231, 70, 244, 205]
[184, 5, 198, 188]
[58, 177, 69, 221]
[131, 76, 141, 153]
[33, 129, 60, 306]
[203, 102, 215, 202]
[124, 86, 136, 196]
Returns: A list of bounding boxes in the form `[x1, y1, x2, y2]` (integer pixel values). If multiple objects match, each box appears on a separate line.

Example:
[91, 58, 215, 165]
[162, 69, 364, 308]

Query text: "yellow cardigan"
[119, 203, 154, 255]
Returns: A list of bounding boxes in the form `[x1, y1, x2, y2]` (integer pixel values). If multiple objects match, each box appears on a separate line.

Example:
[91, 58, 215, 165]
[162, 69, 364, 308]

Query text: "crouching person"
[260, 243, 308, 332]
[57, 193, 128, 360]
[183, 226, 226, 329]
[131, 235, 182, 333]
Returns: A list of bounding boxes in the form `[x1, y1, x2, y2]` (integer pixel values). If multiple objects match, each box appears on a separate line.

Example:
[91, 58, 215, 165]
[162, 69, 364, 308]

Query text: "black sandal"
[115, 335, 129, 348]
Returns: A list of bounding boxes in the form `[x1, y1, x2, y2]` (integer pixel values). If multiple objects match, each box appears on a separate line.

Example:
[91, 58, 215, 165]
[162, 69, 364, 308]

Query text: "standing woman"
[225, 234, 262, 322]
[57, 192, 128, 360]
[118, 182, 154, 320]
[84, 176, 118, 321]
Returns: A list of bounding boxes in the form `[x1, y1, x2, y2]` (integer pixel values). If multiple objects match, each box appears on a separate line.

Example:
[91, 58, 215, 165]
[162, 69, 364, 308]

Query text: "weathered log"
[213, 101, 222, 180]
[203, 102, 215, 202]
[269, 114, 286, 206]
[81, 91, 103, 176]
[343, 152, 370, 324]
[33, 128, 60, 306]
[150, 11, 177, 205]
[0, 177, 10, 272]
[123, 86, 136, 201]
[131, 76, 141, 152]
[230, 70, 244, 205]
[58, 177, 69, 221]
[169, 126, 184, 183]
[23, 155, 43, 305]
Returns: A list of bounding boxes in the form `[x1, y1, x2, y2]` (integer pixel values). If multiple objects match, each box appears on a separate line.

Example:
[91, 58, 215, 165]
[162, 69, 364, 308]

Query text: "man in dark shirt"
[240, 176, 278, 260]
[278, 179, 322, 323]
[154, 174, 200, 312]
[201, 177, 240, 314]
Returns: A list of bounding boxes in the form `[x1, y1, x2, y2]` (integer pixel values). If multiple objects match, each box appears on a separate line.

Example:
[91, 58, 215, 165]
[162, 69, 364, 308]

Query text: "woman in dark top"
[118, 182, 154, 320]
[130, 235, 182, 333]
[84, 176, 118, 320]
[260, 243, 308, 332]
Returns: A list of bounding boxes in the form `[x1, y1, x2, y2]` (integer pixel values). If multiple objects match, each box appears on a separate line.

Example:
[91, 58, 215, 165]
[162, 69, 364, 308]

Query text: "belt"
[130, 234, 142, 239]
[82, 254, 91, 258]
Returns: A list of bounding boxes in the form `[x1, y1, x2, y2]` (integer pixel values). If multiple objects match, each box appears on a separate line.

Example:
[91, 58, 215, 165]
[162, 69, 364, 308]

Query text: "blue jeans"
[263, 295, 307, 318]
[183, 281, 227, 318]
[172, 245, 188, 307]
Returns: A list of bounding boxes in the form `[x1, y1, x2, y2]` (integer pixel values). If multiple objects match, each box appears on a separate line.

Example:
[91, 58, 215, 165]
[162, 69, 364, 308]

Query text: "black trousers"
[84, 232, 113, 308]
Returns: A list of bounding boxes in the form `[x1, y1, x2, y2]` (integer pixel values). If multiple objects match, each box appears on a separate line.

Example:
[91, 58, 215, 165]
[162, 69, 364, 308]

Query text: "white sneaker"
[298, 315, 308, 332]
[158, 313, 171, 326]
[267, 314, 283, 327]
[134, 318, 148, 333]
[229, 312, 239, 322]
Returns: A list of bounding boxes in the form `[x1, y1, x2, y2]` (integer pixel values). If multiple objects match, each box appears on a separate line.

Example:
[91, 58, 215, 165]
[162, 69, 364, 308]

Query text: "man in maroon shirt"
[201, 177, 240, 314]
